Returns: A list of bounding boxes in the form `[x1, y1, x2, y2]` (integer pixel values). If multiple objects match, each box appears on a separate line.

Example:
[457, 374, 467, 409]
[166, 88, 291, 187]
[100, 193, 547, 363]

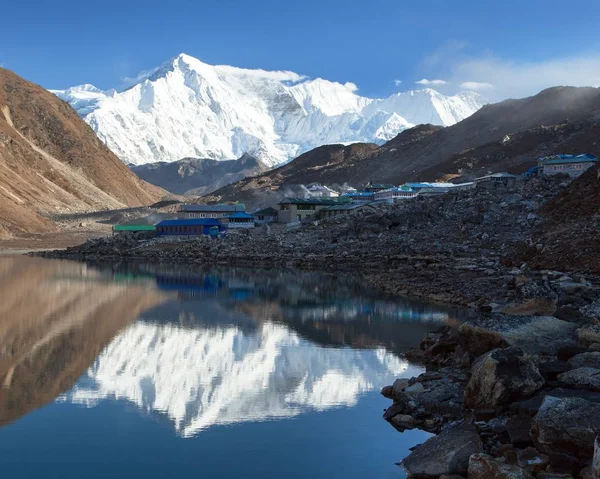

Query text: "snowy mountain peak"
[53, 53, 486, 166]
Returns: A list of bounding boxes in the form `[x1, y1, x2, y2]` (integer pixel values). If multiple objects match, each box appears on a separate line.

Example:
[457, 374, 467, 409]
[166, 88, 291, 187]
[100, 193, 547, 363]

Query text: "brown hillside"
[0, 68, 165, 237]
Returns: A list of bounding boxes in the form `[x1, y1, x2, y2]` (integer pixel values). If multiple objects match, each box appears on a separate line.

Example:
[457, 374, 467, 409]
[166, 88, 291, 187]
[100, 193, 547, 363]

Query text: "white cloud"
[394, 79, 403, 86]
[343, 81, 359, 93]
[216, 64, 308, 83]
[460, 81, 494, 91]
[449, 54, 600, 101]
[416, 79, 448, 86]
[121, 67, 160, 89]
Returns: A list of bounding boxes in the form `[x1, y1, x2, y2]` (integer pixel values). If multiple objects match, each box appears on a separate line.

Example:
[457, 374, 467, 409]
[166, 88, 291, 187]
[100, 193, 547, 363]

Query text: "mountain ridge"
[53, 53, 485, 167]
[204, 86, 600, 207]
[131, 153, 269, 195]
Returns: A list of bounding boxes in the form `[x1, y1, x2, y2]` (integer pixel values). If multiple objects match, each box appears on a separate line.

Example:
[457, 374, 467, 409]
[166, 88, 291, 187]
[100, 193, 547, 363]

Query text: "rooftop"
[342, 191, 374, 197]
[112, 224, 156, 231]
[156, 218, 223, 227]
[541, 154, 598, 165]
[180, 203, 246, 212]
[279, 197, 346, 206]
[475, 172, 518, 180]
[227, 212, 254, 219]
[322, 202, 372, 211]
[251, 207, 278, 216]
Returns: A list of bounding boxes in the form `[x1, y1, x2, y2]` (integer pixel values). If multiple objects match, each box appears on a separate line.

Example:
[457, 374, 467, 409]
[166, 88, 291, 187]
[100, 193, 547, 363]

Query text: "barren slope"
[0, 68, 165, 237]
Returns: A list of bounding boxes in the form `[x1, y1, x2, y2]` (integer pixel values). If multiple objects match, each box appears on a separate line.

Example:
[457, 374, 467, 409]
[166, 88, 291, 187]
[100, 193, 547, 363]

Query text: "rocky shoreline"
[381, 309, 600, 479]
[33, 173, 600, 478]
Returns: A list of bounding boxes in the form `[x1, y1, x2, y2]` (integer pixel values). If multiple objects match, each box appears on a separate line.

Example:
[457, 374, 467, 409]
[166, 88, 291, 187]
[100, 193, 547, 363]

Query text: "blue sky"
[3, 0, 600, 100]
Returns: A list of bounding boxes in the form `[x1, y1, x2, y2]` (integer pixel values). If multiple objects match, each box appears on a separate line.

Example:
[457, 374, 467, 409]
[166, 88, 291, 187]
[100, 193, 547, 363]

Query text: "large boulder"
[558, 368, 600, 391]
[532, 396, 600, 459]
[458, 315, 577, 356]
[400, 422, 483, 478]
[568, 352, 600, 370]
[468, 453, 534, 479]
[464, 347, 544, 409]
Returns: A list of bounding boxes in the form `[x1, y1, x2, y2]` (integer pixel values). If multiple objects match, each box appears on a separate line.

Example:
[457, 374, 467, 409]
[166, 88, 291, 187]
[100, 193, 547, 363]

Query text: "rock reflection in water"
[0, 257, 165, 427]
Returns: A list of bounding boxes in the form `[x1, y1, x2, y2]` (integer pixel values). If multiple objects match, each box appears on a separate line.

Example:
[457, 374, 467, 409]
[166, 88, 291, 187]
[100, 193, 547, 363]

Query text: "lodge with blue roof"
[156, 218, 227, 236]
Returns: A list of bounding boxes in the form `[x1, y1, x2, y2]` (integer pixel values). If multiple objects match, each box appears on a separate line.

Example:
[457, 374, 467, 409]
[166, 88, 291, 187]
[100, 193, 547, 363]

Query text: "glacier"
[61, 320, 416, 437]
[52, 54, 486, 167]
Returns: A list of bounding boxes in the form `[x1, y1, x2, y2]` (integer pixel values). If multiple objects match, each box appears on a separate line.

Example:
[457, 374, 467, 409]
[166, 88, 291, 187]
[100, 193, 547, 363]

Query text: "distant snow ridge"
[52, 53, 485, 166]
[62, 321, 410, 437]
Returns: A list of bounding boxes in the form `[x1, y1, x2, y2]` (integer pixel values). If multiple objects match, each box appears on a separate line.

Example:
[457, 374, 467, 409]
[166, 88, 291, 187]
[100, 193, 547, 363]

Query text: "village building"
[112, 224, 156, 235]
[319, 202, 375, 219]
[179, 203, 246, 219]
[156, 218, 227, 236]
[538, 154, 598, 178]
[223, 212, 255, 229]
[342, 191, 375, 202]
[373, 186, 418, 203]
[277, 198, 343, 223]
[306, 184, 340, 198]
[473, 173, 518, 189]
[364, 181, 395, 193]
[251, 207, 278, 224]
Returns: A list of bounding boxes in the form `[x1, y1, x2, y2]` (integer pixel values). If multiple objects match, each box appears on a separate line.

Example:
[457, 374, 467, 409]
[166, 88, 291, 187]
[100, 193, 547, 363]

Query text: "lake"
[0, 256, 462, 478]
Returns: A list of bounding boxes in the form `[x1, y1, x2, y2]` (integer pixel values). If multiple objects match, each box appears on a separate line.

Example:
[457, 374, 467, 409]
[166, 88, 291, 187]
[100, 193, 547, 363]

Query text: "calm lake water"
[0, 257, 463, 479]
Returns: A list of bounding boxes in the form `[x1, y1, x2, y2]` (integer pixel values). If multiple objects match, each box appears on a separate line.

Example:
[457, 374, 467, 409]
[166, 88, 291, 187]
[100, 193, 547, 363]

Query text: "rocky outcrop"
[458, 315, 578, 357]
[400, 423, 483, 478]
[464, 347, 544, 409]
[558, 368, 600, 391]
[567, 352, 600, 370]
[532, 396, 600, 459]
[468, 453, 534, 479]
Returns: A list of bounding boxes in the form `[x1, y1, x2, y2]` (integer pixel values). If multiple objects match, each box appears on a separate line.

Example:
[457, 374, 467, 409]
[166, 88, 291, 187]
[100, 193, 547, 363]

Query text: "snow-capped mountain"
[62, 320, 414, 437]
[53, 54, 485, 167]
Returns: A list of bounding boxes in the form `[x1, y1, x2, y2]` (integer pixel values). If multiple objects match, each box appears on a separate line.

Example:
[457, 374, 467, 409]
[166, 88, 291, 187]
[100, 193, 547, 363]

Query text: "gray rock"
[458, 314, 577, 357]
[468, 453, 534, 479]
[464, 347, 544, 409]
[558, 368, 600, 391]
[400, 422, 483, 478]
[568, 352, 600, 370]
[581, 301, 600, 322]
[532, 396, 600, 459]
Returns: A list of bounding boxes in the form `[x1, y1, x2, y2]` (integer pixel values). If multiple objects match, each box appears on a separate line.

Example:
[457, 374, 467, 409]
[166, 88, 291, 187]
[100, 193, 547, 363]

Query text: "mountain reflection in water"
[0, 258, 463, 439]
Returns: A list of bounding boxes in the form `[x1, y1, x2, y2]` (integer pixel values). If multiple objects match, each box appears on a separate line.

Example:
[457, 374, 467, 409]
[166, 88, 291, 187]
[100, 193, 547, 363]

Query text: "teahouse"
[538, 154, 598, 178]
[252, 207, 278, 224]
[156, 219, 227, 236]
[277, 198, 344, 223]
[179, 203, 246, 219]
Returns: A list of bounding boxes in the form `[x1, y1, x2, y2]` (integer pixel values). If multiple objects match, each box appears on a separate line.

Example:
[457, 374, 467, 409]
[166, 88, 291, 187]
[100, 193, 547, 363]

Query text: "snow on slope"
[53, 54, 486, 166]
[62, 320, 413, 437]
